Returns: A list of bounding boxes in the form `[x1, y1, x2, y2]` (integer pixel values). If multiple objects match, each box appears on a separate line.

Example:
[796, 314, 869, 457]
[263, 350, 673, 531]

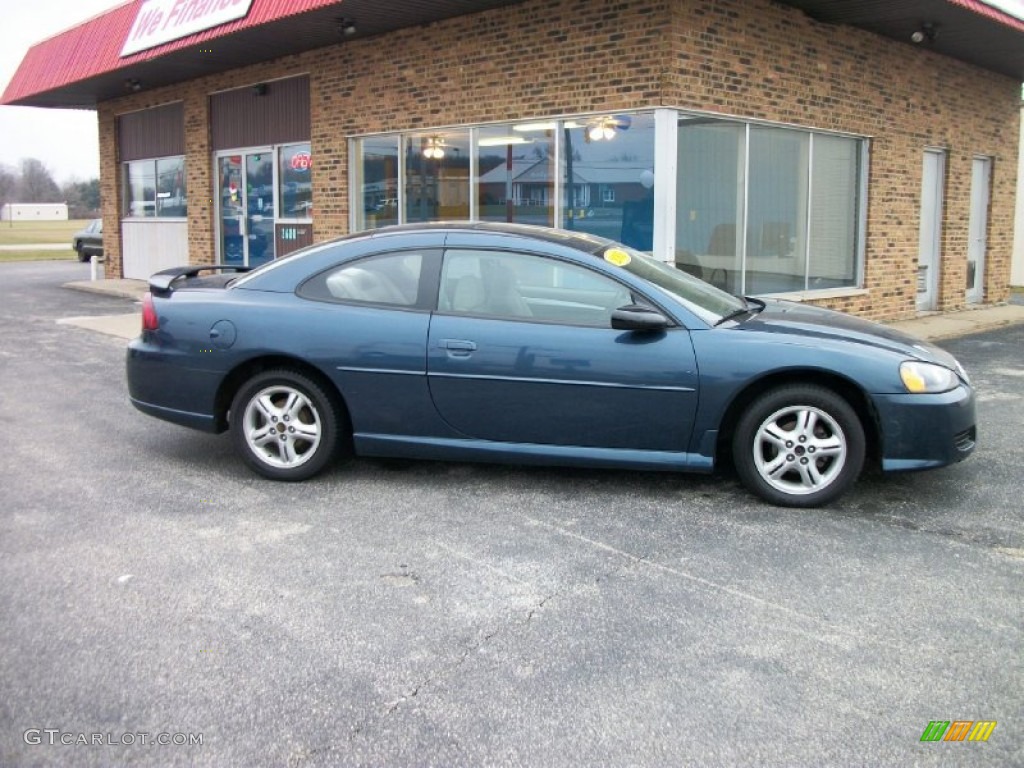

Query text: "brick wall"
[97, 0, 1020, 321]
[662, 0, 1019, 319]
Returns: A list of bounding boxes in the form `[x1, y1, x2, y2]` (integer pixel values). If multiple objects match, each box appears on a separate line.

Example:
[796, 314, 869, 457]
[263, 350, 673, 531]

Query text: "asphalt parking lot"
[1, 260, 1021, 767]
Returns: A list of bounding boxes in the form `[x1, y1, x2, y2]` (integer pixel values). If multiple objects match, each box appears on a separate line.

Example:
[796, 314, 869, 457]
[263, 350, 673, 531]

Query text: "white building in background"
[0, 203, 69, 221]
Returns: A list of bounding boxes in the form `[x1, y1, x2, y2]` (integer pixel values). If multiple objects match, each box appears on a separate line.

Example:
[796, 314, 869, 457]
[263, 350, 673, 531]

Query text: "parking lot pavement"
[1, 261, 1021, 767]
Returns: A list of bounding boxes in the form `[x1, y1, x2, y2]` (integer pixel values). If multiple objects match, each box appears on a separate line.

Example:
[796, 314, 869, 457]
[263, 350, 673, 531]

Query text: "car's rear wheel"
[75, 242, 89, 262]
[732, 385, 865, 508]
[230, 369, 341, 481]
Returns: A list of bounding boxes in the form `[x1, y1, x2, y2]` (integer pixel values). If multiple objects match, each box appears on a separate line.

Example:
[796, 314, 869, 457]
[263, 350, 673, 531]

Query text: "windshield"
[599, 245, 746, 324]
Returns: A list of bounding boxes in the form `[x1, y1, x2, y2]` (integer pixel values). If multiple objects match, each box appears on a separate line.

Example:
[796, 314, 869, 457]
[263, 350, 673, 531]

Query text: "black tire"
[732, 384, 865, 508]
[230, 369, 343, 481]
[75, 242, 89, 262]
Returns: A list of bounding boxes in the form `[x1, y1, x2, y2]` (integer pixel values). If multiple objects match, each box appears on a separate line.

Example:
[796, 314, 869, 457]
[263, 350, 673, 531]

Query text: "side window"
[300, 251, 425, 307]
[439, 249, 633, 326]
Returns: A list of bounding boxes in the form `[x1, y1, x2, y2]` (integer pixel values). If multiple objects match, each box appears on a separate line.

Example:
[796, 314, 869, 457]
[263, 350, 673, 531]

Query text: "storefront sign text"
[121, 0, 254, 57]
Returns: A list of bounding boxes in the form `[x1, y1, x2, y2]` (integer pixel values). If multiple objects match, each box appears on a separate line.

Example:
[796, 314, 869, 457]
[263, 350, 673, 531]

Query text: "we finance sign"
[121, 0, 254, 57]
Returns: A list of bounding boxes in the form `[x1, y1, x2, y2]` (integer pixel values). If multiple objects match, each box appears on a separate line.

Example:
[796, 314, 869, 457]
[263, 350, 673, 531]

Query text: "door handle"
[442, 339, 477, 356]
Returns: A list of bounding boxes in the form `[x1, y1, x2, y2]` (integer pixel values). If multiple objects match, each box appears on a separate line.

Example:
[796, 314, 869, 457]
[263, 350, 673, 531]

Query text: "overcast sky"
[1, 0, 1022, 185]
[0, 0, 118, 183]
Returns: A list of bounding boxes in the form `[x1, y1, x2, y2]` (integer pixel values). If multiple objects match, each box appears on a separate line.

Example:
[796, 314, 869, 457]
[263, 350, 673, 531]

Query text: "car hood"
[736, 299, 960, 369]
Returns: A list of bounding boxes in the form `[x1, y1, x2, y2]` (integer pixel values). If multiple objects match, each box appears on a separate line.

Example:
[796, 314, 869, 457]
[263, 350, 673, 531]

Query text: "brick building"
[3, 0, 1022, 320]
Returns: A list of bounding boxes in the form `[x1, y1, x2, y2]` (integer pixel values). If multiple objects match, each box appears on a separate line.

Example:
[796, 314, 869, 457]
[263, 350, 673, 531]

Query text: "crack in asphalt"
[520, 515, 950, 655]
[342, 538, 635, 751]
[834, 509, 1022, 551]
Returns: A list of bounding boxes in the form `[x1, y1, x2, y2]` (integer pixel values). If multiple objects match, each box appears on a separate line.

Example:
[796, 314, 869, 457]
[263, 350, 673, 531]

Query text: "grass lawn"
[0, 220, 92, 246]
[0, 250, 79, 263]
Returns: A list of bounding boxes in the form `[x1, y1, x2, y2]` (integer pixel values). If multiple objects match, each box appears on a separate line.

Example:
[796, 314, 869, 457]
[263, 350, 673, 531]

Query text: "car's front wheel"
[230, 369, 341, 481]
[732, 385, 865, 508]
[75, 242, 89, 262]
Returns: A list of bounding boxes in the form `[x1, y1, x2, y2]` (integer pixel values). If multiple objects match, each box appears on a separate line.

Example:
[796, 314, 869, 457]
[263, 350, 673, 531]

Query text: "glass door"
[218, 150, 276, 267]
[916, 149, 945, 312]
[966, 156, 990, 304]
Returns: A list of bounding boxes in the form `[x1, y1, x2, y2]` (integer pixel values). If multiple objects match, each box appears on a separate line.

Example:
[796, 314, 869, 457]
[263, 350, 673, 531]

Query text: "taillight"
[141, 292, 159, 332]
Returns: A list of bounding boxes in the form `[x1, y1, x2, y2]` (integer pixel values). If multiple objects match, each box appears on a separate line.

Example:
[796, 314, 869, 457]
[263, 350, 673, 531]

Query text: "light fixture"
[423, 136, 446, 159]
[911, 23, 936, 44]
[339, 18, 357, 36]
[587, 117, 618, 141]
[124, 78, 142, 93]
[478, 136, 531, 147]
[512, 120, 584, 132]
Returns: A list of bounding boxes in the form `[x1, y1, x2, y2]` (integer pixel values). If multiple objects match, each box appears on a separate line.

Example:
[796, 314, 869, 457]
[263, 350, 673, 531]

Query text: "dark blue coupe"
[126, 223, 975, 507]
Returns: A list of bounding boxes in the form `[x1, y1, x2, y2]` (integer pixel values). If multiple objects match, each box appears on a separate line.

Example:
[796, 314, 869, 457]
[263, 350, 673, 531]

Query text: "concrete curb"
[64, 279, 147, 301]
[881, 304, 1024, 342]
[57, 314, 139, 341]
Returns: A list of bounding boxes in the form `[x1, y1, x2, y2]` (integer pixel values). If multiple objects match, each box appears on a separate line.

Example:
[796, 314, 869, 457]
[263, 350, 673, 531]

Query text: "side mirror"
[611, 304, 669, 332]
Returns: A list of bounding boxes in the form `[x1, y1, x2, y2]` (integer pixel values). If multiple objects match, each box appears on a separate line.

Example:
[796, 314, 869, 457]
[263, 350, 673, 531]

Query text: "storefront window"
[124, 157, 187, 218]
[405, 130, 470, 223]
[745, 127, 809, 294]
[156, 157, 187, 217]
[809, 135, 860, 290]
[124, 161, 156, 218]
[675, 120, 745, 293]
[355, 137, 400, 230]
[477, 123, 554, 226]
[280, 143, 313, 219]
[676, 117, 862, 295]
[560, 112, 655, 251]
[349, 111, 863, 297]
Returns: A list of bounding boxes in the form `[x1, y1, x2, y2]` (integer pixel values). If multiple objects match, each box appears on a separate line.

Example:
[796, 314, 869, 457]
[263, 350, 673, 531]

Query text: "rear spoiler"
[148, 264, 252, 295]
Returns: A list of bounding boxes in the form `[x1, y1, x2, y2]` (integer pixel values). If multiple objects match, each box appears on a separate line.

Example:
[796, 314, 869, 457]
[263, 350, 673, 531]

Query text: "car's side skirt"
[129, 397, 219, 433]
[355, 433, 714, 473]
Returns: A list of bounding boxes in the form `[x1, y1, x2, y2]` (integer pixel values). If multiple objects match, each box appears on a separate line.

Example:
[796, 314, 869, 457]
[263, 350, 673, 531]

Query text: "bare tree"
[0, 165, 16, 207]
[17, 158, 62, 203]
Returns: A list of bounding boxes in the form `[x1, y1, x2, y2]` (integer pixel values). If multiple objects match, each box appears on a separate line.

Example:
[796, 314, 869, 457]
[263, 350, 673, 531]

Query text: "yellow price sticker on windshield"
[604, 248, 632, 267]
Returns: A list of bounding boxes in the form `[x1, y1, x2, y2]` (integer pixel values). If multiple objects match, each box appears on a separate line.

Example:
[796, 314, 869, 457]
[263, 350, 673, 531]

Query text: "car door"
[295, 248, 442, 438]
[427, 247, 699, 452]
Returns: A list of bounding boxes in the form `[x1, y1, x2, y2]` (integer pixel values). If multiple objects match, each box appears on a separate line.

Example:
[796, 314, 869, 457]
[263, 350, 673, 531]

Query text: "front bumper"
[871, 384, 976, 471]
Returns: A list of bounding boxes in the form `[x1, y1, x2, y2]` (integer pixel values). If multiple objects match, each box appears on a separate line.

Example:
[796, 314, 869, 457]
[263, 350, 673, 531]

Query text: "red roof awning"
[2, 1, 346, 107]
[948, 0, 1024, 32]
[3, 0, 1021, 110]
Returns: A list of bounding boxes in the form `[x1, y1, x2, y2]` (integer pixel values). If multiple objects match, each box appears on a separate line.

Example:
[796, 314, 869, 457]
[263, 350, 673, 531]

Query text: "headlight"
[900, 361, 959, 394]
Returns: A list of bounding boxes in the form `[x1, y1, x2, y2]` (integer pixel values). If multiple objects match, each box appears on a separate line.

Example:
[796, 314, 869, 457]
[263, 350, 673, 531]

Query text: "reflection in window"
[561, 113, 655, 252]
[477, 124, 554, 226]
[354, 137, 400, 230]
[347, 111, 863, 297]
[405, 131, 470, 223]
[124, 161, 156, 218]
[155, 157, 187, 217]
[280, 143, 313, 219]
